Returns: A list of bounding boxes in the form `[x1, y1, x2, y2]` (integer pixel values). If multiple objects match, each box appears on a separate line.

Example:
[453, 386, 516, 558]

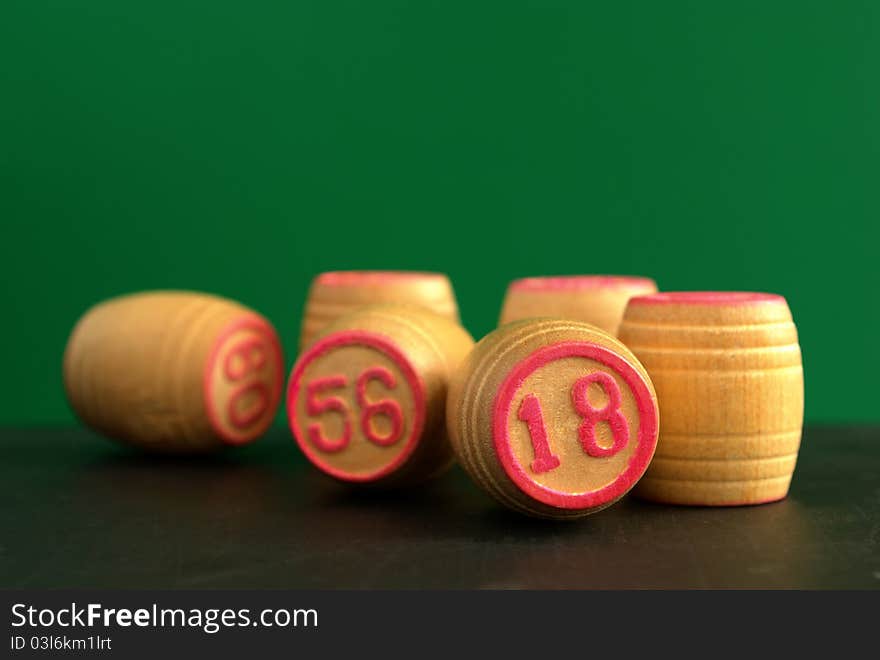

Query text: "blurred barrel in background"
[64, 291, 284, 452]
[499, 275, 657, 336]
[299, 271, 459, 351]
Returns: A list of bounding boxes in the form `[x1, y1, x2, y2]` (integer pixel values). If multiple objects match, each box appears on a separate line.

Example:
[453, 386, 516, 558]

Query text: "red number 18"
[517, 372, 630, 474]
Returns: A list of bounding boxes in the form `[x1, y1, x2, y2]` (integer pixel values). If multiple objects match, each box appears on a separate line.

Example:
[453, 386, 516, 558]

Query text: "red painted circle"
[203, 316, 284, 446]
[286, 330, 426, 483]
[493, 341, 658, 510]
[509, 275, 656, 292]
[629, 291, 786, 306]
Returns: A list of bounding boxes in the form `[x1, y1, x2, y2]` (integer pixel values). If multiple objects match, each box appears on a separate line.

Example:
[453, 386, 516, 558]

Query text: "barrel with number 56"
[64, 291, 285, 452]
[447, 318, 660, 519]
[287, 305, 474, 485]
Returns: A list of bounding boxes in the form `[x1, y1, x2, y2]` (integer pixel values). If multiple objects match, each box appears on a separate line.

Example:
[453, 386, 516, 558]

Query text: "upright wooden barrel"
[618, 291, 804, 506]
[64, 291, 285, 453]
[299, 271, 460, 351]
[499, 275, 657, 336]
[288, 305, 474, 486]
[447, 318, 659, 519]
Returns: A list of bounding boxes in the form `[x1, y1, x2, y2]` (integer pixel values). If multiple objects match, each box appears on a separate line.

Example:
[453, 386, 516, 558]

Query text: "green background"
[1, 1, 876, 424]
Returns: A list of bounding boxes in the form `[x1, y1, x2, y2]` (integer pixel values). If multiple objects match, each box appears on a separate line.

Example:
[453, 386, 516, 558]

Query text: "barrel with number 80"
[447, 319, 659, 519]
[63, 291, 285, 452]
[287, 305, 474, 485]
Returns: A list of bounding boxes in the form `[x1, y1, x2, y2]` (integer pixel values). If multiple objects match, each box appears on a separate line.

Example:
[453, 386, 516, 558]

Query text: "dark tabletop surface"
[2, 425, 878, 589]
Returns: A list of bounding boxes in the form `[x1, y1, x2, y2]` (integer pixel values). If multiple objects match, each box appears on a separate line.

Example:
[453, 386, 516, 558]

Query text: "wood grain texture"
[288, 304, 474, 486]
[618, 292, 804, 506]
[447, 318, 659, 519]
[299, 271, 459, 351]
[498, 275, 657, 336]
[63, 291, 284, 453]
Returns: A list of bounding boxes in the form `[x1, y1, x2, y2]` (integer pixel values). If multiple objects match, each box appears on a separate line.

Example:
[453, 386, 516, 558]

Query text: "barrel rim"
[508, 275, 657, 292]
[314, 271, 450, 286]
[629, 291, 786, 306]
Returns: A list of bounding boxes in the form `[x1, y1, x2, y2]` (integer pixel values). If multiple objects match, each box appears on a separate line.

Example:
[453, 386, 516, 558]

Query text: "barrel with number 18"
[287, 305, 474, 485]
[447, 318, 660, 519]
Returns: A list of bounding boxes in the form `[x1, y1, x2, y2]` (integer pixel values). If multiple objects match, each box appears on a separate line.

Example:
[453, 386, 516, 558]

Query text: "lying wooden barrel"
[64, 291, 284, 452]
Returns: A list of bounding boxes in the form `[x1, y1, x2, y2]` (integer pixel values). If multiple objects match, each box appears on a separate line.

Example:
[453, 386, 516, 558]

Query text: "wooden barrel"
[299, 271, 459, 351]
[64, 291, 285, 453]
[287, 305, 474, 486]
[618, 291, 804, 506]
[447, 318, 659, 519]
[499, 275, 657, 336]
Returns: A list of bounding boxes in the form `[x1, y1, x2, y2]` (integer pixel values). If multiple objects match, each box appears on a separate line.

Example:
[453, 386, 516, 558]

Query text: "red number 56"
[305, 367, 404, 453]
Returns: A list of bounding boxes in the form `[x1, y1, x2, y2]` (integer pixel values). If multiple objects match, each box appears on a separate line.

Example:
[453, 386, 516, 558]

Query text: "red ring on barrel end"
[628, 291, 787, 306]
[287, 330, 426, 483]
[492, 341, 658, 511]
[204, 315, 284, 447]
[508, 275, 657, 292]
[314, 271, 449, 287]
